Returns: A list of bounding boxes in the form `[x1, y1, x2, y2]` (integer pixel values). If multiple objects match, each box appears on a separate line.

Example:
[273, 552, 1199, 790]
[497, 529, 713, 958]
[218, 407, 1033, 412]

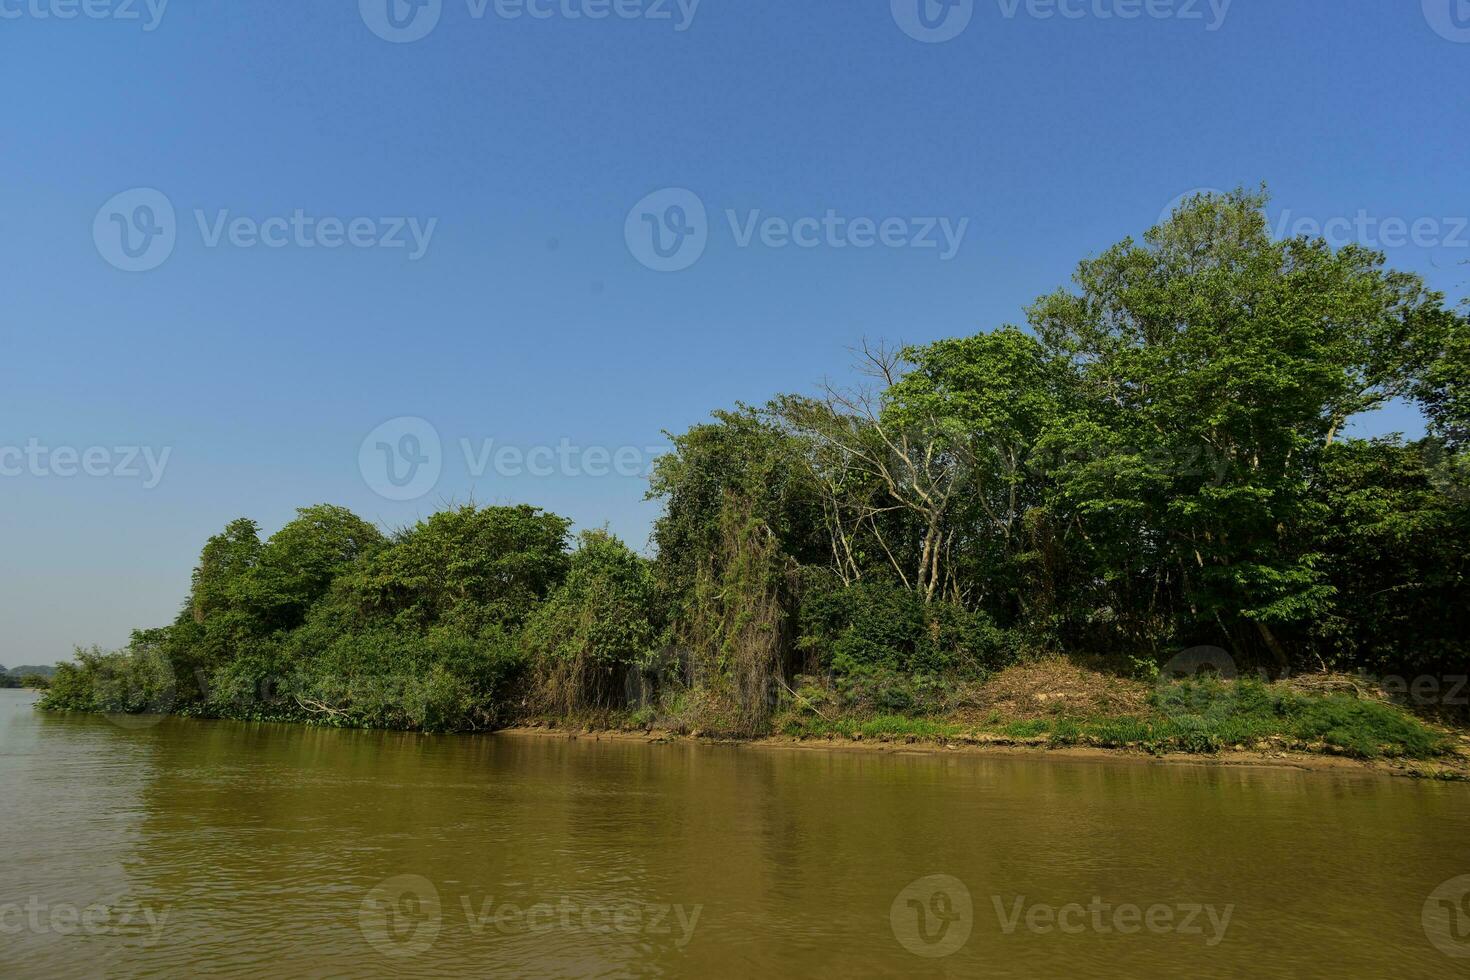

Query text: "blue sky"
[2, 1, 1467, 663]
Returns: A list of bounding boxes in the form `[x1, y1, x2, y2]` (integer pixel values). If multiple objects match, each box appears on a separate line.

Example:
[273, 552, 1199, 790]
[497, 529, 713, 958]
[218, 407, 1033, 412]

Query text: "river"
[1, 688, 1467, 977]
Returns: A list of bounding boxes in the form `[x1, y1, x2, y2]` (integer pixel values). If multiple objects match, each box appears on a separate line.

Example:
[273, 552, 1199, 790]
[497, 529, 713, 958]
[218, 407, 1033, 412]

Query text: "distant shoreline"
[20, 683, 1467, 781]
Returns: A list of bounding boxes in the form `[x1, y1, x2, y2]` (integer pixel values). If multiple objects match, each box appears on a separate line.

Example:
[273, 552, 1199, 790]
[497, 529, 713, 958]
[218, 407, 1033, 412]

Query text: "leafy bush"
[522, 530, 662, 714]
[1149, 677, 1448, 758]
[285, 626, 524, 733]
[797, 574, 1011, 681]
[40, 644, 176, 716]
[335, 505, 571, 634]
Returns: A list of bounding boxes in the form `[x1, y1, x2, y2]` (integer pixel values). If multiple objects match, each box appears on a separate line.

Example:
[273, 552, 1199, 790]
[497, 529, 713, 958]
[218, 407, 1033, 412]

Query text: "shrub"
[522, 531, 662, 714]
[797, 573, 1011, 680]
[40, 644, 176, 716]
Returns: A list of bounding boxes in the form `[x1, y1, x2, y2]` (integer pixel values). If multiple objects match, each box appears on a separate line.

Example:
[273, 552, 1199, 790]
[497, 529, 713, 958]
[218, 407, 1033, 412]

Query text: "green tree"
[187, 518, 262, 624]
[1414, 311, 1470, 449]
[244, 505, 385, 633]
[523, 530, 662, 713]
[336, 504, 572, 634]
[1308, 438, 1469, 674]
[1027, 188, 1450, 665]
[649, 406, 825, 603]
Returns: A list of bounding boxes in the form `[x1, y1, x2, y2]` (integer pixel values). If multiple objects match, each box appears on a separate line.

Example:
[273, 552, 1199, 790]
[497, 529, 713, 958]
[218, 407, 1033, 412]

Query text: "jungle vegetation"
[39, 190, 1470, 755]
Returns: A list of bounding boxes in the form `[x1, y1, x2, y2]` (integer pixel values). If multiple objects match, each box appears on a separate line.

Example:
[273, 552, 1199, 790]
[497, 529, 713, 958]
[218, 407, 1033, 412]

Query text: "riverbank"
[508, 657, 1470, 781]
[500, 724, 1470, 781]
[36, 648, 1469, 779]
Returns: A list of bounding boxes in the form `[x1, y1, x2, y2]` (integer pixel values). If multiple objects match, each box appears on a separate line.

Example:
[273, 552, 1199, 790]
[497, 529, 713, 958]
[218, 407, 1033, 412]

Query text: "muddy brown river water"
[2, 688, 1468, 977]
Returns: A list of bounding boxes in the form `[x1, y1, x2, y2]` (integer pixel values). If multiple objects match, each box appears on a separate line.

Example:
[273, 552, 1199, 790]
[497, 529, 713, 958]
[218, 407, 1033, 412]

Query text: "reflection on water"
[2, 688, 1468, 978]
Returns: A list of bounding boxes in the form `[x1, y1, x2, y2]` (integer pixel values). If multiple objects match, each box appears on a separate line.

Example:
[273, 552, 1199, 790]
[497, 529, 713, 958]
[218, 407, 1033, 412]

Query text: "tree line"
[42, 189, 1469, 733]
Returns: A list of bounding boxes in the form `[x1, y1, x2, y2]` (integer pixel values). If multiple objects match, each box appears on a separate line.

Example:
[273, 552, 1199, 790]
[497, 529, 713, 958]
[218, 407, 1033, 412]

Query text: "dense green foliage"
[652, 189, 1466, 683]
[522, 530, 662, 713]
[44, 505, 569, 732]
[39, 190, 1468, 746]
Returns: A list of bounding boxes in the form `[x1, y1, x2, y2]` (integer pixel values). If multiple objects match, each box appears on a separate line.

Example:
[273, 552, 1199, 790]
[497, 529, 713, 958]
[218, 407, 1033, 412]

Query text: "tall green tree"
[1027, 188, 1451, 664]
[244, 505, 385, 633]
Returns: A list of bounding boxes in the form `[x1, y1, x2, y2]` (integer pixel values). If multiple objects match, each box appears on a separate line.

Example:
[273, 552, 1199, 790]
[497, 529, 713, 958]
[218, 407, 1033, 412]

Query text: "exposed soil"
[950, 654, 1152, 723]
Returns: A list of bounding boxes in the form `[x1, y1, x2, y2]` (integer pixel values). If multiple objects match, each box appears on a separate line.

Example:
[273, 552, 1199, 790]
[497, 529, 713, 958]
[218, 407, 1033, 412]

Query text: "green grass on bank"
[780, 679, 1452, 760]
[780, 715, 965, 742]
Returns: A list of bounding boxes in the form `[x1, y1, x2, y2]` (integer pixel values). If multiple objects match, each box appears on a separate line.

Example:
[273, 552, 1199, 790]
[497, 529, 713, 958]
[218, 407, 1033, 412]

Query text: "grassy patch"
[777, 679, 1452, 760]
[601, 673, 1453, 764]
[782, 714, 963, 742]
[1145, 678, 1449, 758]
[1018, 679, 1455, 758]
[1000, 719, 1050, 739]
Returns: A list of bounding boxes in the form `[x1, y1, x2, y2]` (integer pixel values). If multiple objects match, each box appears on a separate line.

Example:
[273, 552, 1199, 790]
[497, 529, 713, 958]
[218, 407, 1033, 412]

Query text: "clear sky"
[2, 1, 1467, 664]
